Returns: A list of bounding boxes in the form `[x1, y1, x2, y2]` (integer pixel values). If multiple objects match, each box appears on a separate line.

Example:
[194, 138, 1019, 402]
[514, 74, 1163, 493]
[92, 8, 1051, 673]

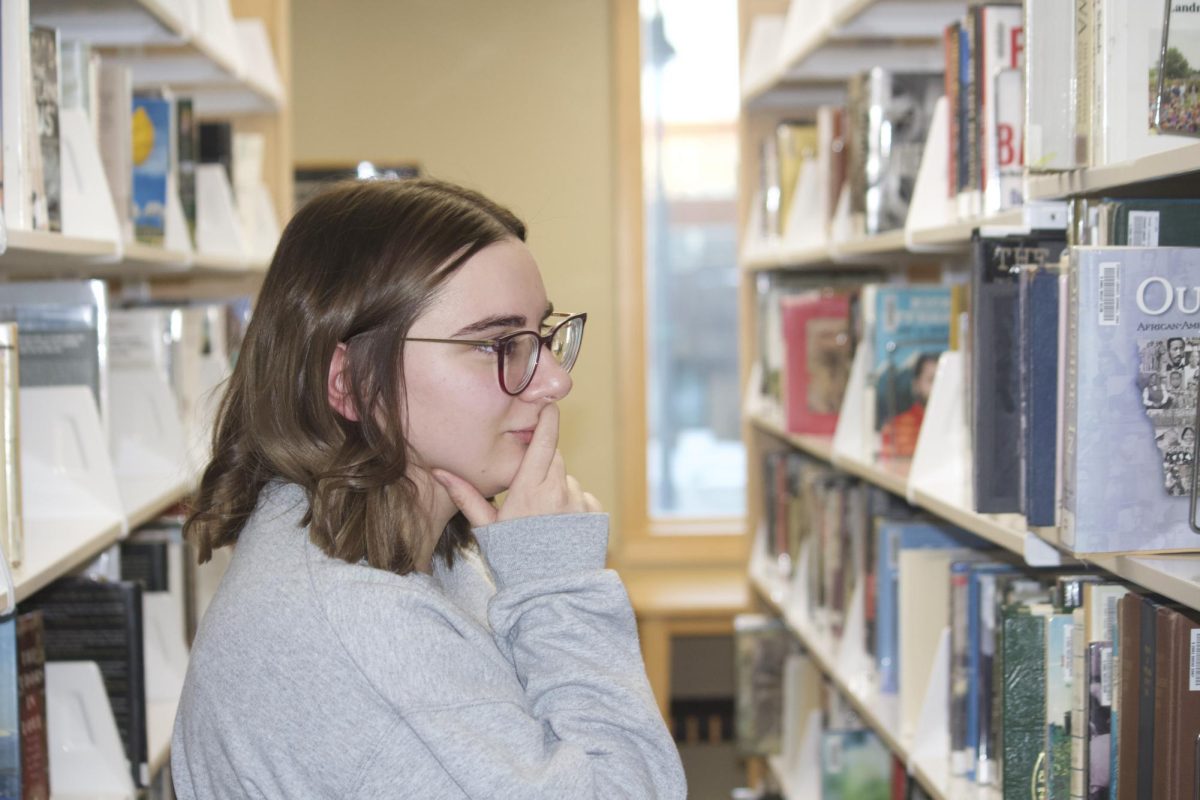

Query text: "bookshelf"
[738, 0, 1200, 796]
[0, 0, 291, 793]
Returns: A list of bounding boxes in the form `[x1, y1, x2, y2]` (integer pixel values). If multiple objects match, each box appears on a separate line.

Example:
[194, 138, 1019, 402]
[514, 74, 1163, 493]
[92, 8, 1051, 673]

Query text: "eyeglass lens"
[501, 316, 584, 394]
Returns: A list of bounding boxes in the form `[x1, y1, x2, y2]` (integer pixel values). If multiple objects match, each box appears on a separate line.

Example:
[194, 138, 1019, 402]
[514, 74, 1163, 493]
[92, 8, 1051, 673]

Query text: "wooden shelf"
[0, 230, 120, 276]
[1027, 142, 1200, 200]
[14, 517, 125, 604]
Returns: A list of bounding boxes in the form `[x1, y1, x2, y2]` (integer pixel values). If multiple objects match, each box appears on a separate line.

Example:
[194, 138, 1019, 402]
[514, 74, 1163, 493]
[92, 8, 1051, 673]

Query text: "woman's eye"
[472, 342, 499, 355]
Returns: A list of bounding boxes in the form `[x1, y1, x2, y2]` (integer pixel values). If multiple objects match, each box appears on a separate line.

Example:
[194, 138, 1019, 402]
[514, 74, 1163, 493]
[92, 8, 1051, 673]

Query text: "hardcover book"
[1024, 0, 1077, 171]
[16, 612, 46, 800]
[1044, 613, 1074, 800]
[0, 281, 109, 421]
[971, 229, 1067, 514]
[847, 69, 942, 236]
[1019, 262, 1062, 526]
[132, 94, 171, 245]
[177, 98, 198, 240]
[864, 285, 952, 460]
[979, 5, 1024, 214]
[1086, 642, 1113, 800]
[0, 616, 18, 800]
[733, 614, 794, 756]
[1062, 247, 1200, 553]
[0, 325, 20, 571]
[1150, 605, 1200, 800]
[1000, 604, 1052, 800]
[781, 291, 852, 435]
[28, 27, 60, 233]
[821, 728, 892, 800]
[775, 121, 818, 238]
[20, 578, 147, 787]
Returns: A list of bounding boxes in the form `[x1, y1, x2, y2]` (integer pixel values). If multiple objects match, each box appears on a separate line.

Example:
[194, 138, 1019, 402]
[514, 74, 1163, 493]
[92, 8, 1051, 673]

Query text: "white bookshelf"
[1027, 141, 1200, 201]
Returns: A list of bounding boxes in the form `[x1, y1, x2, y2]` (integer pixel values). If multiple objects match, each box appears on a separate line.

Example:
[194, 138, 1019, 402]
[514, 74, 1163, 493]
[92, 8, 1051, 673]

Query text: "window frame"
[611, 0, 750, 569]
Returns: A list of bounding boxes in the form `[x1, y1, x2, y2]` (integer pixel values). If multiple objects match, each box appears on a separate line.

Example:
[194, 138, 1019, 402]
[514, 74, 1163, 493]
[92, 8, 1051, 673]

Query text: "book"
[0, 325, 20, 570]
[0, 281, 109, 421]
[177, 97, 198, 240]
[1086, 641, 1113, 800]
[0, 615, 17, 799]
[1024, 0, 1078, 170]
[970, 229, 1068, 514]
[16, 612, 46, 800]
[1155, 0, 1200, 136]
[132, 94, 172, 246]
[28, 27, 61, 233]
[847, 69, 943, 235]
[1045, 612, 1074, 800]
[978, 5, 1024, 214]
[733, 614, 794, 756]
[966, 563, 1024, 784]
[1061, 247, 1200, 553]
[1019, 261, 1063, 526]
[875, 520, 981, 694]
[20, 577, 148, 787]
[775, 121, 817, 238]
[1095, 198, 1200, 247]
[863, 285, 952, 460]
[821, 728, 892, 800]
[198, 121, 234, 184]
[816, 105, 846, 233]
[1000, 603, 1052, 800]
[1151, 605, 1200, 800]
[780, 291, 851, 435]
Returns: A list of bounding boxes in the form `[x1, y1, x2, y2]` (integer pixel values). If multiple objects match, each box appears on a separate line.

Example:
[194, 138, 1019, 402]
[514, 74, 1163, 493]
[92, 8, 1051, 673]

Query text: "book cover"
[775, 121, 817, 238]
[0, 325, 19, 571]
[0, 615, 18, 800]
[16, 612, 46, 800]
[979, 5, 1024, 214]
[733, 614, 794, 756]
[177, 97, 197, 240]
[848, 68, 942, 235]
[1044, 613, 1074, 800]
[816, 105, 846, 232]
[821, 728, 892, 800]
[20, 577, 147, 787]
[1062, 247, 1200, 553]
[1151, 605, 1200, 800]
[971, 230, 1068, 514]
[875, 520, 981, 693]
[1000, 605, 1051, 800]
[1104, 198, 1200, 246]
[1024, 0, 1077, 170]
[781, 291, 852, 435]
[132, 94, 171, 245]
[1156, 0, 1200, 136]
[1087, 642, 1113, 800]
[28, 27, 60, 233]
[868, 286, 952, 459]
[1020, 263, 1062, 526]
[0, 280, 108, 420]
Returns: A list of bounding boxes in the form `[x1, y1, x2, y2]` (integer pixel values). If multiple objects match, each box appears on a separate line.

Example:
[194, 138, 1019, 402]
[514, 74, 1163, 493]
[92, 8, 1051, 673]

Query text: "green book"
[1043, 613, 1073, 800]
[1103, 198, 1200, 246]
[1001, 604, 1051, 800]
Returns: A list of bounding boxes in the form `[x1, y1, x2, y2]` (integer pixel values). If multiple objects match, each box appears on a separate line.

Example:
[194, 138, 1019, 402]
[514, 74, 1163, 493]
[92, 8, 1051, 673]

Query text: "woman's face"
[401, 238, 573, 497]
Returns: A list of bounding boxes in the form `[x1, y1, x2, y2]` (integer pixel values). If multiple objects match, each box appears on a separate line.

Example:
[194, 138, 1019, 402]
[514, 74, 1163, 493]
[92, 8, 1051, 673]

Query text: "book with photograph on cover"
[781, 291, 852, 435]
[1062, 246, 1200, 554]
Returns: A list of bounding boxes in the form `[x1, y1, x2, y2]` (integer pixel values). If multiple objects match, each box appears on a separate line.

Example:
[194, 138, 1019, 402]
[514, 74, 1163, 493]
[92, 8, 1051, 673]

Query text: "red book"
[781, 291, 851, 435]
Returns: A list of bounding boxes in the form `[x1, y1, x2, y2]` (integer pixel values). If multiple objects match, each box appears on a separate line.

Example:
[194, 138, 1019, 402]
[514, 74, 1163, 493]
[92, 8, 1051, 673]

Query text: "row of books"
[0, 278, 248, 569]
[2, 5, 275, 256]
[734, 615, 934, 800]
[755, 199, 1200, 555]
[0, 515, 230, 796]
[753, 453, 1200, 800]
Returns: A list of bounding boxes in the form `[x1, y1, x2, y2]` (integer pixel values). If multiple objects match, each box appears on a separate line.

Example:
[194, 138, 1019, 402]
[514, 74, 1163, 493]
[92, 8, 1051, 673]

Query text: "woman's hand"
[432, 404, 602, 528]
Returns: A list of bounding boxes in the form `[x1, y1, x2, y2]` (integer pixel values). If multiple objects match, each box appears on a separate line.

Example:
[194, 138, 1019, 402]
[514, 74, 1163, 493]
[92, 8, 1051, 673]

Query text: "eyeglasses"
[405, 312, 586, 396]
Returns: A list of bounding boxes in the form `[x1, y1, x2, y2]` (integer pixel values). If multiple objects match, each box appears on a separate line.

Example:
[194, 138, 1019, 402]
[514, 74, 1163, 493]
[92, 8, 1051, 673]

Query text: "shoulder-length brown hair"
[185, 178, 526, 574]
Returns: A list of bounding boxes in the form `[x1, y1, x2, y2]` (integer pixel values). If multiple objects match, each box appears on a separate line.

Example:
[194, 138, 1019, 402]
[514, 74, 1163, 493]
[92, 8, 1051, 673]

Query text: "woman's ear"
[328, 342, 360, 421]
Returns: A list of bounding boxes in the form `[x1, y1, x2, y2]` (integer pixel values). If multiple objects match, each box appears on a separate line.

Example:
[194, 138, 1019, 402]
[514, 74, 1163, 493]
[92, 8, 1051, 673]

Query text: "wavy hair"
[185, 178, 526, 574]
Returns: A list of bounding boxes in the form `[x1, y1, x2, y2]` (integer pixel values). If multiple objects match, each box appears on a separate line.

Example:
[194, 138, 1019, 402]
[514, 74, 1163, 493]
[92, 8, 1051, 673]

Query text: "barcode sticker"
[1191, 629, 1200, 691]
[1101, 646, 1113, 706]
[1099, 262, 1120, 326]
[1127, 211, 1160, 247]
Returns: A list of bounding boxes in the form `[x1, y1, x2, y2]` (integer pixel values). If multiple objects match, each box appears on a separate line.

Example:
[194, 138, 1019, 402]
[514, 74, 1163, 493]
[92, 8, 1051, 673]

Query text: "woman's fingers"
[432, 468, 498, 528]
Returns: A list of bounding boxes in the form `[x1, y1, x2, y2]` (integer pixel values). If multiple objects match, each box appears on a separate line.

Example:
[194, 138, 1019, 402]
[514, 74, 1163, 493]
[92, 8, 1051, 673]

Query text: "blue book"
[1021, 265, 1062, 526]
[0, 616, 18, 799]
[964, 563, 1019, 783]
[867, 285, 952, 459]
[131, 95, 171, 245]
[1062, 246, 1200, 553]
[875, 520, 978, 693]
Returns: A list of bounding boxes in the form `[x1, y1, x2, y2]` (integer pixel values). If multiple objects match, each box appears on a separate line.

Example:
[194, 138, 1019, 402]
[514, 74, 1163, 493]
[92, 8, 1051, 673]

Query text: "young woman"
[171, 179, 686, 799]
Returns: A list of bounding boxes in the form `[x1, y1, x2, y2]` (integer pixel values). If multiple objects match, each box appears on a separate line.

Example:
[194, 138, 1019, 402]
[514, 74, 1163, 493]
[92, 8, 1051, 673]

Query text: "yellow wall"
[292, 1, 620, 526]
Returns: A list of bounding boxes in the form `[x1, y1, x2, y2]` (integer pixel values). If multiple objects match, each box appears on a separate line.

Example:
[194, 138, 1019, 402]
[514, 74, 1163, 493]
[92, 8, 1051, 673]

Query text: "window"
[613, 0, 746, 565]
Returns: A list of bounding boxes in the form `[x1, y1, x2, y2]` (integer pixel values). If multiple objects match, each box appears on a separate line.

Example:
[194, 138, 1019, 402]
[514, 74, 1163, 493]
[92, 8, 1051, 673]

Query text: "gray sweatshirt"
[171, 483, 686, 799]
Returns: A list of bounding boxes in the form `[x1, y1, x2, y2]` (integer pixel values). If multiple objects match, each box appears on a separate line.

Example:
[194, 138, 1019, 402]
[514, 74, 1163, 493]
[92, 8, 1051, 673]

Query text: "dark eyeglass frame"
[405, 311, 587, 396]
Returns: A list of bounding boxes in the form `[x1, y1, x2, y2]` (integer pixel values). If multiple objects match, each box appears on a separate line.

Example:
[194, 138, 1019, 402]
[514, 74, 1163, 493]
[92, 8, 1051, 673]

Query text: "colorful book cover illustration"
[131, 95, 171, 245]
[781, 291, 852, 435]
[869, 286, 952, 459]
[1155, 0, 1200, 136]
[733, 614, 794, 756]
[1063, 246, 1200, 553]
[821, 728, 892, 800]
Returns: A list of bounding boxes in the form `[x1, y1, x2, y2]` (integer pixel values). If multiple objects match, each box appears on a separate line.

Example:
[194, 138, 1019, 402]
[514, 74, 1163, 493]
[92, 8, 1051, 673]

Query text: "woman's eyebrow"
[452, 314, 526, 337]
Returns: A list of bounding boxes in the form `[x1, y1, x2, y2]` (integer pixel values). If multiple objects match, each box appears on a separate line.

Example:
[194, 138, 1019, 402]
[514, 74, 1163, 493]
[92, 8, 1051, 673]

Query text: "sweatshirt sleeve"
[343, 513, 686, 799]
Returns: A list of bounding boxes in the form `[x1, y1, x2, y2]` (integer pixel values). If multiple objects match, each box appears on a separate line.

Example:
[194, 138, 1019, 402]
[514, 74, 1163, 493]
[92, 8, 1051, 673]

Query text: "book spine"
[1069, 608, 1087, 800]
[1059, 254, 1080, 547]
[1135, 598, 1157, 800]
[1151, 608, 1177, 800]
[0, 325, 20, 570]
[1074, 0, 1095, 165]
[1001, 611, 1047, 800]
[945, 23, 961, 200]
[950, 565, 971, 776]
[1115, 596, 1140, 800]
[16, 611, 47, 800]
